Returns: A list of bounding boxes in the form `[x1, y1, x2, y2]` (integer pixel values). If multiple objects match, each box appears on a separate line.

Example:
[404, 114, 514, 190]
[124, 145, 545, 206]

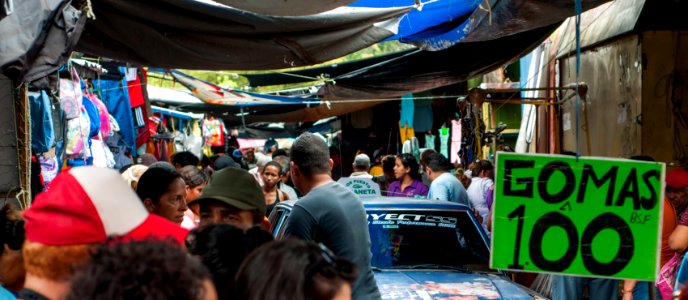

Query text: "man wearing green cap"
[188, 168, 266, 230]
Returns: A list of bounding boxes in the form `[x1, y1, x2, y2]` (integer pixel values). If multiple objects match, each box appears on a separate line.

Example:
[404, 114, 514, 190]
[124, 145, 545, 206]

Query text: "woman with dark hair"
[387, 153, 429, 198]
[179, 165, 210, 229]
[187, 224, 274, 300]
[261, 161, 289, 216]
[235, 239, 357, 300]
[136, 167, 188, 225]
[466, 160, 495, 225]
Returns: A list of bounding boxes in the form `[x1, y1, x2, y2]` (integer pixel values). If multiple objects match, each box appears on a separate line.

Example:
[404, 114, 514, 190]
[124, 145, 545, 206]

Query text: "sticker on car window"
[368, 213, 458, 228]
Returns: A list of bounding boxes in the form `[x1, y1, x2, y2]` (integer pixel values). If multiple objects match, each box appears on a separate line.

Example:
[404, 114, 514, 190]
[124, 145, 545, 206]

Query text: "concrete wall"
[559, 35, 643, 158]
[641, 31, 688, 165]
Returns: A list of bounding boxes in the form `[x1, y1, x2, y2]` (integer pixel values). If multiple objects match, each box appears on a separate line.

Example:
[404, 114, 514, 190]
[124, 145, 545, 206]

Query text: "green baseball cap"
[190, 168, 266, 216]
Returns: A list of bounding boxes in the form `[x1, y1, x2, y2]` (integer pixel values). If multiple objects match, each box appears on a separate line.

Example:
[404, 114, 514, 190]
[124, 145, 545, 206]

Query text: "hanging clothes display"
[450, 119, 462, 164]
[95, 67, 137, 152]
[425, 134, 436, 151]
[399, 93, 415, 142]
[58, 67, 82, 120]
[184, 121, 203, 158]
[413, 98, 433, 133]
[85, 92, 112, 138]
[439, 126, 449, 158]
[28, 91, 55, 153]
[202, 117, 226, 147]
[39, 154, 59, 188]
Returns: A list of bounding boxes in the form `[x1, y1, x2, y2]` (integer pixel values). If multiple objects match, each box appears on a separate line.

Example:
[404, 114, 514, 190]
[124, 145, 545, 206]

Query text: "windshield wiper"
[392, 264, 470, 273]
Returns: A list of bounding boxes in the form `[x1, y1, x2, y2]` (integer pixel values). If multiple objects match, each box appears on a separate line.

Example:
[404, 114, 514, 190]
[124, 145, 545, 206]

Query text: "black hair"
[235, 239, 358, 300]
[171, 151, 200, 168]
[397, 153, 422, 181]
[136, 167, 183, 204]
[291, 133, 330, 177]
[420, 149, 437, 167]
[201, 155, 213, 169]
[211, 146, 226, 156]
[472, 160, 494, 178]
[188, 225, 274, 299]
[272, 149, 288, 159]
[381, 155, 396, 173]
[426, 153, 451, 172]
[262, 161, 283, 175]
[0, 205, 24, 256]
[67, 240, 210, 300]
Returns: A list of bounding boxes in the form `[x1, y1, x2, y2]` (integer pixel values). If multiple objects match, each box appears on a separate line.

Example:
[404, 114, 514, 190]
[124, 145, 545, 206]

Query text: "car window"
[275, 209, 290, 239]
[367, 209, 491, 272]
[269, 207, 289, 238]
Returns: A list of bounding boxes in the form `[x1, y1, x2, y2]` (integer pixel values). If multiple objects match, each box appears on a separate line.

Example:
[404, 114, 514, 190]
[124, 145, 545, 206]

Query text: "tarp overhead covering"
[208, 0, 357, 16]
[76, 0, 413, 70]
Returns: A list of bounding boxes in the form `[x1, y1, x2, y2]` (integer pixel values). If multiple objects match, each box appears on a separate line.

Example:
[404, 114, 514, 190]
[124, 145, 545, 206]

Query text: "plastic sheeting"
[170, 70, 313, 106]
[76, 0, 411, 70]
[208, 0, 356, 16]
[0, 0, 85, 84]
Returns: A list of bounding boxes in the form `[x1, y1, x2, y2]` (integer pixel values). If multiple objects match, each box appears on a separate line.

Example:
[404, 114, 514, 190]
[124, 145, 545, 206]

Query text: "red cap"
[24, 167, 188, 246]
[667, 168, 688, 189]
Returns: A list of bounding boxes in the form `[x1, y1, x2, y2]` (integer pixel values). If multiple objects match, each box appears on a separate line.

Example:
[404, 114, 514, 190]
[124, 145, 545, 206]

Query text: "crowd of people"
[0, 132, 375, 300]
[2, 130, 688, 300]
[356, 148, 492, 229]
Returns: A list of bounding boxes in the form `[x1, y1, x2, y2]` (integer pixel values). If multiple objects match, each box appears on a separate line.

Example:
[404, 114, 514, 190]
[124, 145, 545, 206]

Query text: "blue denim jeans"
[551, 275, 618, 300]
[632, 281, 662, 300]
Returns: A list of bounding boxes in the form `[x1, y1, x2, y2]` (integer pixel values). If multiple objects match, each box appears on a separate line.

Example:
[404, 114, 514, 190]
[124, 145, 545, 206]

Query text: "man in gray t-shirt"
[285, 133, 380, 300]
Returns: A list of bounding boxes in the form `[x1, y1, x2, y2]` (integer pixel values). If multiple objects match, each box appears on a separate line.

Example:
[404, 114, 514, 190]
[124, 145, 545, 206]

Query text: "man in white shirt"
[350, 154, 373, 179]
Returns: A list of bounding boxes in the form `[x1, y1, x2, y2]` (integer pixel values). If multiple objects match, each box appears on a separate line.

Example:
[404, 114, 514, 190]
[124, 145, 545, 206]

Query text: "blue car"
[269, 197, 548, 300]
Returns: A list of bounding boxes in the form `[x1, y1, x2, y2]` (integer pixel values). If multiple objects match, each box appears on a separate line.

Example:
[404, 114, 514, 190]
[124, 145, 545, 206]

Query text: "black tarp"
[0, 0, 85, 85]
[241, 48, 419, 87]
[76, 0, 411, 70]
[211, 0, 356, 16]
[318, 24, 560, 100]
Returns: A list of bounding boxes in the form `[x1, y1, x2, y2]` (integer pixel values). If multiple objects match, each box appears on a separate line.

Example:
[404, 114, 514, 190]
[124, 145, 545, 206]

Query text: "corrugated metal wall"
[559, 35, 642, 158]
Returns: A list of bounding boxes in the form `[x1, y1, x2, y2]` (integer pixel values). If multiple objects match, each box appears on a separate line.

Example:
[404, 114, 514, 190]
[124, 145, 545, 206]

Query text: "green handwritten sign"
[490, 153, 665, 280]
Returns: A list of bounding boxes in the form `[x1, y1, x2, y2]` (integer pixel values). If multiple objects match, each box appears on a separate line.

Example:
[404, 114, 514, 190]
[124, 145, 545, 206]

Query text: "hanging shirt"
[202, 118, 226, 147]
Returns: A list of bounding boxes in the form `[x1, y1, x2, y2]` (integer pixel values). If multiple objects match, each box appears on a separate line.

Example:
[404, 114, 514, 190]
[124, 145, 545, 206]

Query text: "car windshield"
[367, 209, 491, 272]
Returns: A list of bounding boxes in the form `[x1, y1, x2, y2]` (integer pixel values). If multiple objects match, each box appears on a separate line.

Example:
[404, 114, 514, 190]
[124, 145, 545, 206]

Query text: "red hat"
[24, 166, 188, 246]
[667, 168, 688, 189]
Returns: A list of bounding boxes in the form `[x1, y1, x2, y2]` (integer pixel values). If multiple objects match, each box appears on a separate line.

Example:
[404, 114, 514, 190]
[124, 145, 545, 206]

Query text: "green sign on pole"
[491, 153, 665, 280]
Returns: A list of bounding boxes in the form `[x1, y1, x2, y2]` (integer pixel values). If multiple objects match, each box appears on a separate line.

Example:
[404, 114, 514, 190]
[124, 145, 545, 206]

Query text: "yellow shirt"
[369, 165, 383, 176]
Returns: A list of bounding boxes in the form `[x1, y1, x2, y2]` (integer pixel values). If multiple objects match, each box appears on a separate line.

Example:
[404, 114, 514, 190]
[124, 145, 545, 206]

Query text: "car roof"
[276, 197, 471, 211]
